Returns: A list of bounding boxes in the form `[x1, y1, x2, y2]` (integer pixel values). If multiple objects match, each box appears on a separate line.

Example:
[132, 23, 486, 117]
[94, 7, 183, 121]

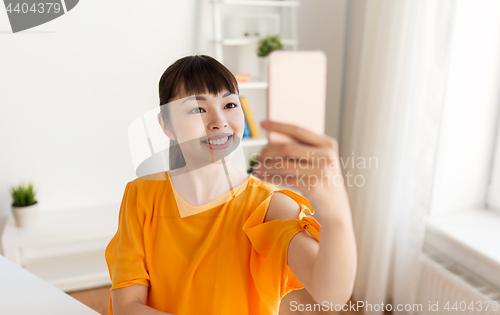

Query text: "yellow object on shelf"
[239, 96, 260, 138]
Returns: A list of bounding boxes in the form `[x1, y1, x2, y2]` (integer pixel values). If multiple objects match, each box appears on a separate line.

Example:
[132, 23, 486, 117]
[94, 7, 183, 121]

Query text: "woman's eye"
[189, 107, 205, 114]
[225, 102, 238, 109]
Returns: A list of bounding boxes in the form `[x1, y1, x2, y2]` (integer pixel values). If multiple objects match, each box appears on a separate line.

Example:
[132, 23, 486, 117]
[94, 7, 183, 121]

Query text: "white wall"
[297, 0, 347, 140]
[0, 0, 346, 250]
[0, 0, 197, 223]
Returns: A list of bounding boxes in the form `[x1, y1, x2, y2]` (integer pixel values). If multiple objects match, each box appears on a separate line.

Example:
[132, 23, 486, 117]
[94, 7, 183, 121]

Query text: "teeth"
[207, 136, 229, 145]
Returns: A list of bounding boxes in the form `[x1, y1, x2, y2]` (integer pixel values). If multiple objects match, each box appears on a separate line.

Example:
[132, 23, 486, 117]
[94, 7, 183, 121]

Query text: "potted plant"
[10, 182, 39, 228]
[256, 34, 283, 82]
[247, 153, 260, 175]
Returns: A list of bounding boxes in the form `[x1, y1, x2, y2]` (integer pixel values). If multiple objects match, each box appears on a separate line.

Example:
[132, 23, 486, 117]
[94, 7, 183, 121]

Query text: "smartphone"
[267, 50, 327, 144]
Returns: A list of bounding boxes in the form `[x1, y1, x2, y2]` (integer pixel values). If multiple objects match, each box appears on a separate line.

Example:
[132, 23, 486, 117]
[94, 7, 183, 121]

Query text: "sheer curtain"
[339, 1, 456, 314]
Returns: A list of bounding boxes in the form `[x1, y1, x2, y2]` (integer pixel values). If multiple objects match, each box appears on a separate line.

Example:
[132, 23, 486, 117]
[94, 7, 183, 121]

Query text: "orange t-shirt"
[105, 171, 321, 315]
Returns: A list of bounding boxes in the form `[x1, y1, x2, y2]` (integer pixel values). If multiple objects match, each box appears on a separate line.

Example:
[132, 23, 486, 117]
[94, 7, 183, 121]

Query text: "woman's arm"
[293, 188, 357, 306]
[112, 284, 173, 315]
[265, 190, 356, 306]
[254, 119, 357, 306]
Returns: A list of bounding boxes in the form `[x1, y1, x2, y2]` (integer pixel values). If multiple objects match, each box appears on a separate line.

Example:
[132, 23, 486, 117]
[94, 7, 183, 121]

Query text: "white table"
[0, 254, 100, 314]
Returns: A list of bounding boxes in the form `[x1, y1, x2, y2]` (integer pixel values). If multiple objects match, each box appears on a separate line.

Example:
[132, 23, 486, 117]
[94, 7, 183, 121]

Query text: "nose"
[206, 109, 228, 130]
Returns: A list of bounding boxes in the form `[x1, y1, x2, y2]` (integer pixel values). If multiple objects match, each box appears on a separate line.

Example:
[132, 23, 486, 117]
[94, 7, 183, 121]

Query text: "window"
[487, 118, 500, 214]
[424, 0, 500, 282]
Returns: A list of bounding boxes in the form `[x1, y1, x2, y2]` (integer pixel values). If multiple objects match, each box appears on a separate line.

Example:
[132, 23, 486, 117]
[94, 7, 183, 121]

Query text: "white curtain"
[340, 1, 456, 314]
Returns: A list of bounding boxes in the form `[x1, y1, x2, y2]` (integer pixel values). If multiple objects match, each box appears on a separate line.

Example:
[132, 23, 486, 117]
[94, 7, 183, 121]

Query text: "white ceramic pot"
[258, 56, 269, 82]
[12, 202, 39, 228]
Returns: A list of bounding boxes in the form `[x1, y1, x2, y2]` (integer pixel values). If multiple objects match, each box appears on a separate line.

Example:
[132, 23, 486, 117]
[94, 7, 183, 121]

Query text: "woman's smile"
[200, 133, 233, 150]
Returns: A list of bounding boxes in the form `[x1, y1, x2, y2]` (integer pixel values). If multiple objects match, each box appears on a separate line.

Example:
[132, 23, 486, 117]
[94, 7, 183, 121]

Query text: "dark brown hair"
[158, 55, 240, 170]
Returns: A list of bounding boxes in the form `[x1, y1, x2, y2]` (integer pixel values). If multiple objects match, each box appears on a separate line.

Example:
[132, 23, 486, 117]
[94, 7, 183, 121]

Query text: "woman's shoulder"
[121, 172, 172, 217]
[127, 171, 170, 193]
[247, 174, 274, 189]
[245, 174, 282, 200]
[244, 175, 313, 219]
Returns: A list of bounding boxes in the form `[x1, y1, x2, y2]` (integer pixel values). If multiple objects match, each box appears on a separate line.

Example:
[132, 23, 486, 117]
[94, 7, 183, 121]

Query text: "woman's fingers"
[252, 164, 344, 192]
[254, 120, 344, 195]
[257, 143, 335, 168]
[261, 119, 338, 149]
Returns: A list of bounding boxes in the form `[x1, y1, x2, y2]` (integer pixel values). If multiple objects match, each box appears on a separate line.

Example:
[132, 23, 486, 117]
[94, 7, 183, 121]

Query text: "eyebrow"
[181, 92, 235, 105]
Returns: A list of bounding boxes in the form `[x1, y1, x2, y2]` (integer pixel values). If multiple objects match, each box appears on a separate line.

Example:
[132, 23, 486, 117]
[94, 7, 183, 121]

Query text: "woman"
[105, 55, 357, 315]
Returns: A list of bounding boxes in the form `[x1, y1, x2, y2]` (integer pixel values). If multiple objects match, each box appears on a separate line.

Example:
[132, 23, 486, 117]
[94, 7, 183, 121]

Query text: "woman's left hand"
[253, 119, 350, 220]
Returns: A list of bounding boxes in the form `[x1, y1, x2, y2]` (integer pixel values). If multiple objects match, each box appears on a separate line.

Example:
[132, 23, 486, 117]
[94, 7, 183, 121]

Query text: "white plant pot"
[258, 56, 269, 82]
[12, 202, 39, 228]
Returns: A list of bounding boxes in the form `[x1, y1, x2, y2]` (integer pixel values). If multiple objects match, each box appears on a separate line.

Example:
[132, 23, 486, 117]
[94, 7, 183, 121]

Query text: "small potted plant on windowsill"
[10, 182, 39, 228]
[256, 34, 283, 82]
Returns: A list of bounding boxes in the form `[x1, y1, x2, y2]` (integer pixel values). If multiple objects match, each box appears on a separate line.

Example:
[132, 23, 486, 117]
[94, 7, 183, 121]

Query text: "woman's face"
[158, 89, 245, 167]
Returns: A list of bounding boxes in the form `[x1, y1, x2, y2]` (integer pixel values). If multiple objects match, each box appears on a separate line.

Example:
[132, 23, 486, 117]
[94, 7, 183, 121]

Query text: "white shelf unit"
[237, 77, 268, 149]
[242, 137, 268, 148]
[220, 0, 300, 7]
[211, 0, 299, 64]
[210, 0, 299, 164]
[1, 205, 119, 292]
[238, 81, 268, 90]
[217, 38, 298, 46]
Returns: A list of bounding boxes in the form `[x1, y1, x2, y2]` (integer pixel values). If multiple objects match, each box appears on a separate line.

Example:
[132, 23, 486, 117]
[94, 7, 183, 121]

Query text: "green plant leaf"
[256, 35, 284, 57]
[10, 182, 37, 207]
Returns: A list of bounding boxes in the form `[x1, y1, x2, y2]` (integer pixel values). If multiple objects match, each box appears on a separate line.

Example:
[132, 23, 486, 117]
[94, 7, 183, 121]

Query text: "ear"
[157, 112, 176, 141]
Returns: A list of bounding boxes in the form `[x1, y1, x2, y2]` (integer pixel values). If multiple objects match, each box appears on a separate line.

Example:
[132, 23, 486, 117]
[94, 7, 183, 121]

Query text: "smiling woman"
[157, 55, 242, 171]
[158, 89, 245, 167]
[104, 55, 354, 315]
